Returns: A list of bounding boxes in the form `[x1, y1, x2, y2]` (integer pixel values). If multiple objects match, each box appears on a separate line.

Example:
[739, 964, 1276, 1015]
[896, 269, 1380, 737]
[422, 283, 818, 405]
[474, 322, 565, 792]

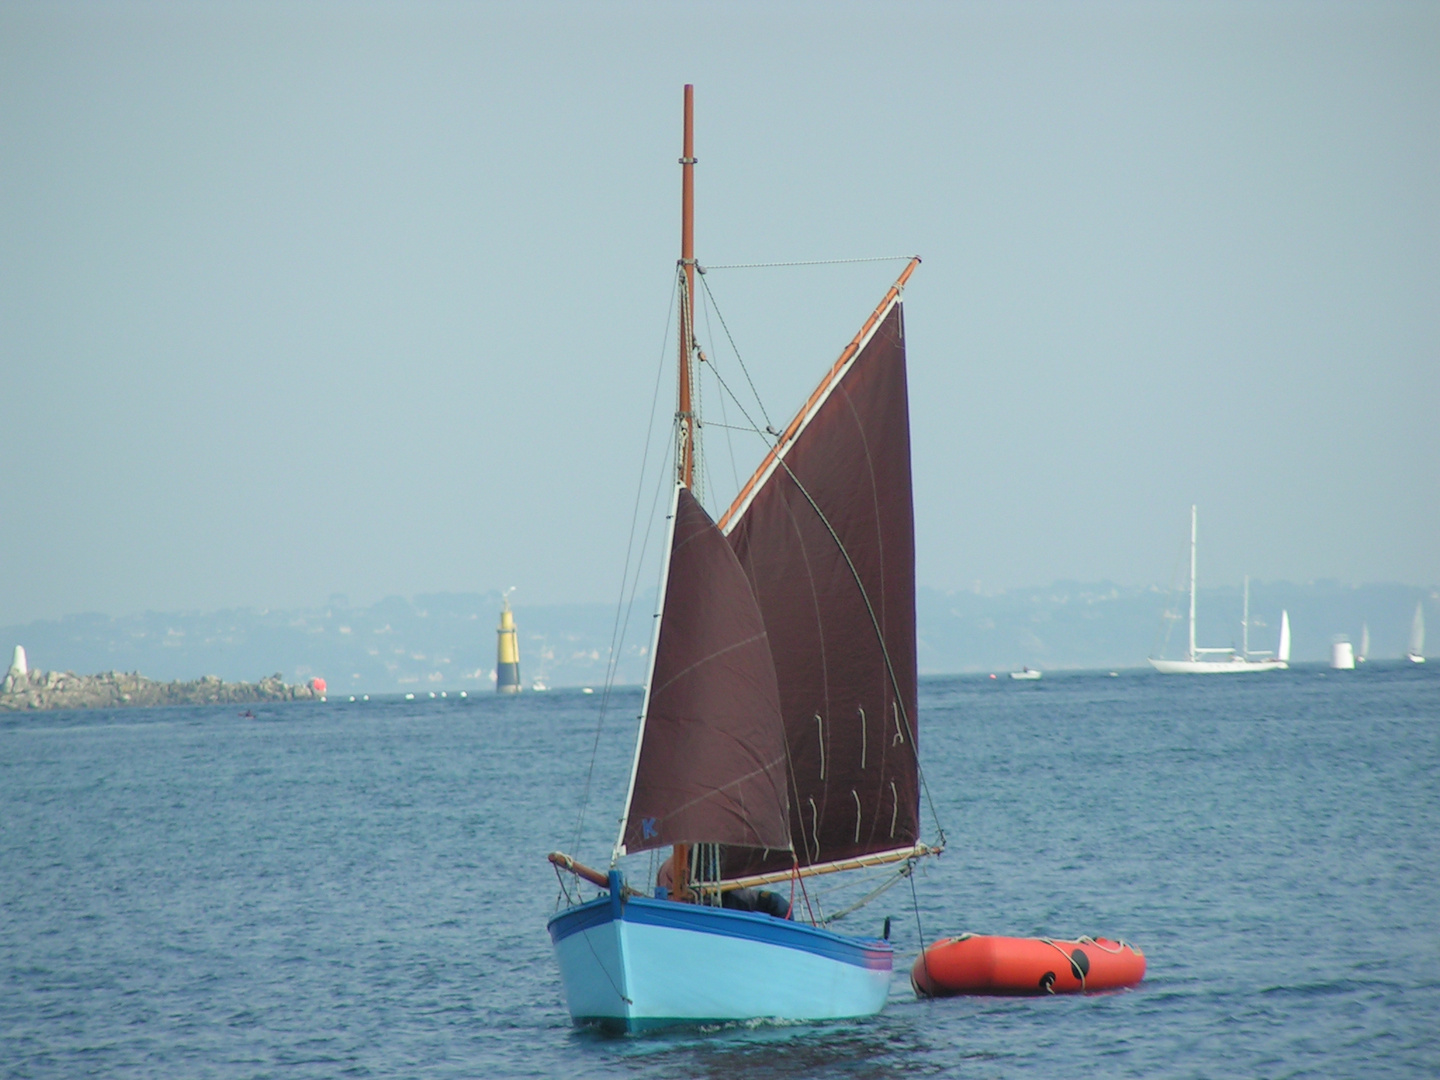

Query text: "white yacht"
[1149, 507, 1289, 674]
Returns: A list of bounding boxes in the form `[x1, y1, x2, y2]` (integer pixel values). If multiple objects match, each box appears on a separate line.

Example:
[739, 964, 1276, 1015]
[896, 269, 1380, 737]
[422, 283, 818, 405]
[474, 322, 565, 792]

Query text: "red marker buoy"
[310, 677, 327, 696]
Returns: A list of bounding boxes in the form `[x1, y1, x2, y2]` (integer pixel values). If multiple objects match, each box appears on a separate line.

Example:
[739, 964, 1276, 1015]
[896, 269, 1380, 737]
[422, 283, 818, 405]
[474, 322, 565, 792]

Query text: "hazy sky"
[3, 1, 1436, 625]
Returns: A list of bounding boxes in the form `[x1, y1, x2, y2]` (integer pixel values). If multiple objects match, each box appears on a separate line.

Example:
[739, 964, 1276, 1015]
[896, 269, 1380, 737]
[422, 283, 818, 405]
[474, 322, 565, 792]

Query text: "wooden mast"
[677, 84, 697, 490]
[671, 83, 697, 902]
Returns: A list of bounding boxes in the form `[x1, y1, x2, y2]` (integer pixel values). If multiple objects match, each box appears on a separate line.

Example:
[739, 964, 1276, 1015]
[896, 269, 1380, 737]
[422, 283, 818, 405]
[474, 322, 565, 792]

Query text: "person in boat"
[656, 854, 791, 918]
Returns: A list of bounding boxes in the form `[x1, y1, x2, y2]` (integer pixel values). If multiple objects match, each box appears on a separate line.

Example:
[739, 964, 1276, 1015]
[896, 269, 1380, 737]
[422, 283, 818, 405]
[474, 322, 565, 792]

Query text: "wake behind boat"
[546, 87, 942, 1033]
[1150, 507, 1290, 674]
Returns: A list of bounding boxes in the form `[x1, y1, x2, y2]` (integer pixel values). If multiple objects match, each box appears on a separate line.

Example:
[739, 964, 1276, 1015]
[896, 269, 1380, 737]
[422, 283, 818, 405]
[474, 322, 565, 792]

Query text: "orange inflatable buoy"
[912, 933, 1145, 997]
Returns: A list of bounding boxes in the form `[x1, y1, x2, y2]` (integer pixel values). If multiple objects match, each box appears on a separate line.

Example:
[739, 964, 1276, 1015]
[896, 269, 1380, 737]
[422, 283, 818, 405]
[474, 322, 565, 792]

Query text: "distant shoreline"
[1, 670, 322, 711]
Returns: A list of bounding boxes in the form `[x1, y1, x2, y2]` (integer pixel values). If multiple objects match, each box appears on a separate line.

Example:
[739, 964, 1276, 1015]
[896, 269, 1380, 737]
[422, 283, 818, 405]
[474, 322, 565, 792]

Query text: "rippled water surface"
[3, 665, 1438, 1078]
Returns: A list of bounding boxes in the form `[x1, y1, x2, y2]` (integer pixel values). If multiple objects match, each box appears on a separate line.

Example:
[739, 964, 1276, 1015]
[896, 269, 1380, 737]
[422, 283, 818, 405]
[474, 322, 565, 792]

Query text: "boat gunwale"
[547, 894, 893, 970]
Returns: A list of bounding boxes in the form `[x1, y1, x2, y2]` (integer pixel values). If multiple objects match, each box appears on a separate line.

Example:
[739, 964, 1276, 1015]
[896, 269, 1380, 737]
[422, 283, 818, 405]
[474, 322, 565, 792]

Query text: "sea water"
[2, 666, 1437, 1078]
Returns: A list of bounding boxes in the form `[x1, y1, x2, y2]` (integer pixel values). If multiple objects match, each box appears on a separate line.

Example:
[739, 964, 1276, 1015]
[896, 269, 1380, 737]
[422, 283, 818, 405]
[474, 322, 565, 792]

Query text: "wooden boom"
[550, 842, 941, 897]
[714, 842, 941, 893]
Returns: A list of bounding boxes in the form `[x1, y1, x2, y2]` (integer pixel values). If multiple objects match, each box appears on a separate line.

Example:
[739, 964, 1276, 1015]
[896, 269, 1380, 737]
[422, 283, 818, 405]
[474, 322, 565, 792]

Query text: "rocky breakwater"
[0, 668, 325, 711]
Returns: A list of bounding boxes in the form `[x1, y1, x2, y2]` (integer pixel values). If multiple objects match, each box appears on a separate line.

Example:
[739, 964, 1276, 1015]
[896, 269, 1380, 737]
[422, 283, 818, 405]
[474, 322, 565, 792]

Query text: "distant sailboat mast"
[1187, 504, 1197, 662]
[1242, 575, 1250, 658]
[1151, 507, 1288, 673]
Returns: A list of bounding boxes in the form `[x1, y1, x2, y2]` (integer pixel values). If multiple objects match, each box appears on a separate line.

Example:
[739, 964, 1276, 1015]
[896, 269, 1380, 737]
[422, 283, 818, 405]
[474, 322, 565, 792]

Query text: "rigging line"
[697, 272, 773, 431]
[693, 344, 774, 450]
[796, 860, 818, 925]
[699, 420, 769, 433]
[571, 273, 678, 853]
[1152, 527, 1189, 659]
[702, 255, 916, 271]
[789, 456, 946, 845]
[606, 427, 680, 863]
[699, 285, 742, 497]
[806, 873, 901, 907]
[714, 377, 740, 497]
[553, 863, 578, 911]
[819, 862, 912, 926]
[702, 349, 944, 842]
[691, 282, 705, 505]
[909, 864, 932, 986]
[701, 438, 716, 516]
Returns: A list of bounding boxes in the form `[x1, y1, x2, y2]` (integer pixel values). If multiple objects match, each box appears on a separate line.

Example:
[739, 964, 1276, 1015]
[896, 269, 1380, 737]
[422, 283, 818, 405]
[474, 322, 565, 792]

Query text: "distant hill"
[3, 582, 1433, 694]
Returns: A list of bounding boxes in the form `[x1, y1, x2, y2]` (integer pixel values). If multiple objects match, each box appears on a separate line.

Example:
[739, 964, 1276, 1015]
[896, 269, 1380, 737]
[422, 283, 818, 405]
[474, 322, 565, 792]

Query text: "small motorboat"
[1009, 667, 1041, 680]
[912, 933, 1145, 996]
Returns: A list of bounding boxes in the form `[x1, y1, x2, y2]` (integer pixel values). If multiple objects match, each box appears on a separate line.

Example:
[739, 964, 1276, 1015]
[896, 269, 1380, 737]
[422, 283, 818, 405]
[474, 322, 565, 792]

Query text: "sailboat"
[1407, 601, 1425, 663]
[1149, 507, 1289, 673]
[546, 87, 941, 1032]
[1357, 623, 1369, 664]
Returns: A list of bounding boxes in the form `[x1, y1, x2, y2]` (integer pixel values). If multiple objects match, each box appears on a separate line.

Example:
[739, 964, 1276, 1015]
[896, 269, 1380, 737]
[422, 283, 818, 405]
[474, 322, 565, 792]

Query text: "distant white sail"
[1148, 507, 1287, 674]
[1408, 602, 1426, 663]
[1358, 623, 1369, 663]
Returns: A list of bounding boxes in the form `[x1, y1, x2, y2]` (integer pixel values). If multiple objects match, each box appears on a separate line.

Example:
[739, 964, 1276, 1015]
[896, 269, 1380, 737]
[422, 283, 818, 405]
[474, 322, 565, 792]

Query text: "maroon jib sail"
[718, 294, 919, 878]
[618, 486, 791, 856]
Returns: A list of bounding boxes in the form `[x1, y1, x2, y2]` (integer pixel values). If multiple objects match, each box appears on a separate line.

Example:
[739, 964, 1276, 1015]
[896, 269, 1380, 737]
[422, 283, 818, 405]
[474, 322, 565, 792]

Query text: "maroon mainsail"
[719, 298, 919, 877]
[618, 487, 792, 856]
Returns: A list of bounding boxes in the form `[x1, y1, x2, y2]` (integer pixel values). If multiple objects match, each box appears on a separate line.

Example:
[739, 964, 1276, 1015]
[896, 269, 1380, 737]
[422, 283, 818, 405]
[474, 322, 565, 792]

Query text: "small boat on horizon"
[1009, 667, 1042, 680]
[1149, 508, 1289, 674]
[1407, 601, 1425, 663]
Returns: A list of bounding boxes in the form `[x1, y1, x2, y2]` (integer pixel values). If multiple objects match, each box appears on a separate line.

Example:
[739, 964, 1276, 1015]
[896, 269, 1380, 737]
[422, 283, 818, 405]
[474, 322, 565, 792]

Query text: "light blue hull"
[547, 888, 893, 1033]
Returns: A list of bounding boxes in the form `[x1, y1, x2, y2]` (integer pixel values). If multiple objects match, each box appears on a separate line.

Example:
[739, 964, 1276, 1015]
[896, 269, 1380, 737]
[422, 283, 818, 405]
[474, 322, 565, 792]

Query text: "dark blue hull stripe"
[547, 895, 892, 970]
